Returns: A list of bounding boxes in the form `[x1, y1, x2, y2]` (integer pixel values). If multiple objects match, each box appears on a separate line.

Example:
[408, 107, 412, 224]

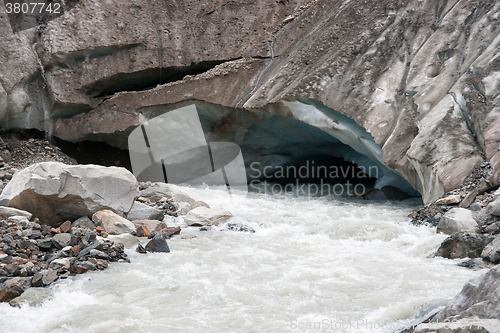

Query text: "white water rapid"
[0, 186, 480, 333]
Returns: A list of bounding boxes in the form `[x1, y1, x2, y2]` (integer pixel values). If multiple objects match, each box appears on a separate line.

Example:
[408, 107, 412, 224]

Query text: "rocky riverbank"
[406, 160, 500, 332]
[0, 132, 252, 307]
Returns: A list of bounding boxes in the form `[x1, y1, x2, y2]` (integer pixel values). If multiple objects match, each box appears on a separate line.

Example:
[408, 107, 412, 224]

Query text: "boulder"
[0, 277, 32, 302]
[437, 208, 479, 235]
[72, 216, 95, 230]
[140, 183, 195, 204]
[435, 233, 494, 259]
[9, 287, 53, 308]
[127, 201, 163, 221]
[184, 207, 233, 226]
[92, 210, 135, 235]
[428, 265, 500, 325]
[481, 236, 500, 264]
[145, 233, 170, 253]
[435, 195, 462, 205]
[0, 162, 139, 226]
[0, 206, 32, 220]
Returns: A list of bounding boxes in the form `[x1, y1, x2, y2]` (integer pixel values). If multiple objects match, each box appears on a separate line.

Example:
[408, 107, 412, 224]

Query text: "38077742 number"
[5, 2, 61, 14]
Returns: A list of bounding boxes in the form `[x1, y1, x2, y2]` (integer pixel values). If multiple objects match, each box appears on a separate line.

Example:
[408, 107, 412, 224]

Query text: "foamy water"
[0, 186, 479, 333]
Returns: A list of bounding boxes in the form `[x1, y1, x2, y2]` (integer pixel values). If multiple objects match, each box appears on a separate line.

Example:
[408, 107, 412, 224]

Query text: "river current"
[0, 185, 479, 333]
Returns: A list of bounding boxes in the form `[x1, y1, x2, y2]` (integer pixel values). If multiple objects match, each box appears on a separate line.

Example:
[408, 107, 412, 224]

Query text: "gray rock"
[145, 233, 170, 253]
[435, 233, 495, 259]
[0, 277, 32, 302]
[9, 287, 53, 308]
[140, 183, 195, 204]
[481, 236, 500, 264]
[184, 207, 233, 226]
[127, 201, 163, 221]
[77, 261, 96, 271]
[435, 195, 462, 205]
[82, 229, 96, 245]
[0, 162, 139, 226]
[72, 216, 95, 230]
[92, 210, 135, 235]
[431, 265, 500, 322]
[52, 233, 71, 250]
[227, 222, 256, 233]
[36, 237, 53, 250]
[89, 249, 111, 260]
[0, 206, 32, 220]
[469, 203, 482, 211]
[489, 197, 500, 217]
[78, 240, 104, 257]
[136, 244, 147, 254]
[437, 208, 479, 235]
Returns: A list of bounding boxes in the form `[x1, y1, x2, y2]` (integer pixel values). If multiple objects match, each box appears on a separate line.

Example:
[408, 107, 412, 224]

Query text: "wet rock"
[0, 277, 32, 302]
[136, 244, 147, 254]
[200, 226, 213, 232]
[77, 261, 96, 271]
[457, 258, 493, 271]
[227, 222, 255, 233]
[435, 233, 494, 259]
[136, 225, 150, 238]
[437, 208, 479, 235]
[59, 221, 72, 233]
[52, 233, 71, 250]
[481, 236, 500, 264]
[9, 287, 53, 308]
[72, 216, 95, 230]
[427, 265, 500, 327]
[0, 162, 139, 226]
[184, 207, 232, 226]
[127, 202, 163, 221]
[145, 233, 170, 253]
[69, 265, 88, 275]
[93, 210, 136, 235]
[89, 249, 111, 260]
[0, 206, 32, 220]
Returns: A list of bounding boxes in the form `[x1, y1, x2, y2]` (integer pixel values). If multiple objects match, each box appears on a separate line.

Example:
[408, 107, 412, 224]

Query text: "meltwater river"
[0, 186, 479, 333]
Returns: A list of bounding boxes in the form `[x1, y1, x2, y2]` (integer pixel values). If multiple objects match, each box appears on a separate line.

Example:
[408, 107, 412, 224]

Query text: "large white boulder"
[184, 207, 232, 227]
[437, 208, 479, 235]
[92, 210, 136, 235]
[0, 162, 138, 226]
